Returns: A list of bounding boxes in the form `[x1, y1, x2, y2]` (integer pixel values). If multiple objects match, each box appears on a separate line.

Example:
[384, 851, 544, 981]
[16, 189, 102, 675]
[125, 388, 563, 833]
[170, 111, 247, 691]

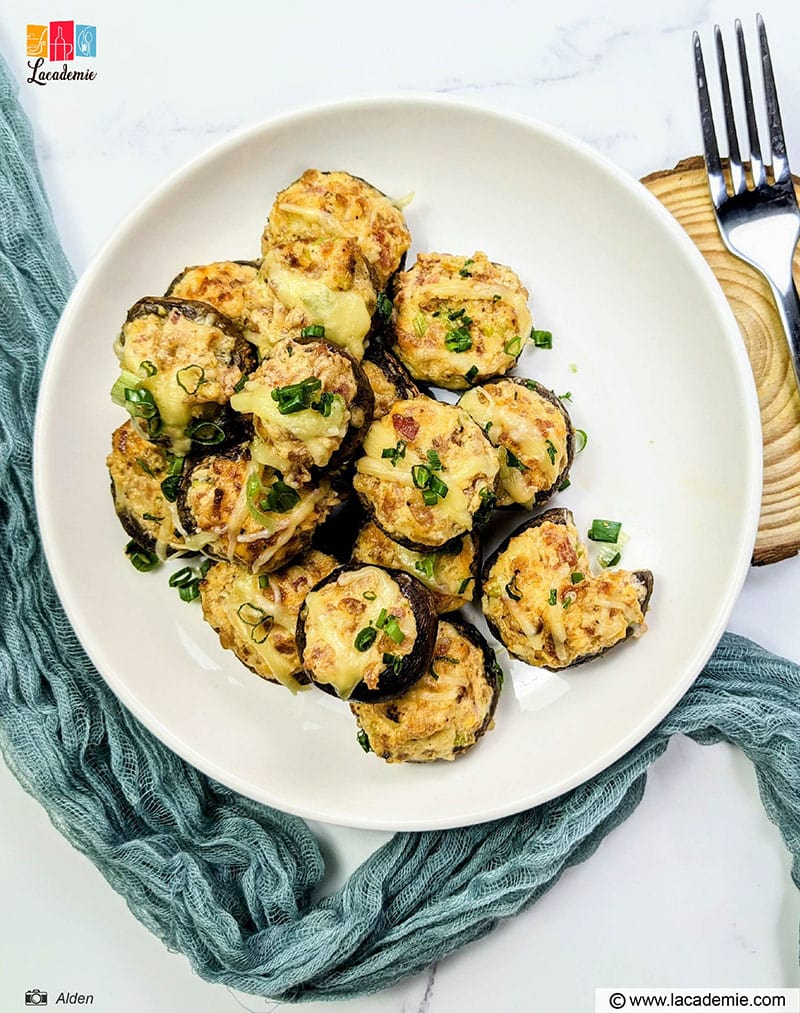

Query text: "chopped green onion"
[429, 475, 448, 499]
[426, 449, 443, 471]
[124, 387, 162, 438]
[125, 540, 159, 572]
[136, 457, 156, 478]
[570, 572, 584, 584]
[261, 480, 301, 514]
[545, 439, 557, 465]
[459, 258, 474, 278]
[169, 567, 195, 588]
[383, 616, 406, 645]
[271, 376, 322, 414]
[110, 370, 142, 407]
[505, 574, 522, 601]
[176, 364, 206, 395]
[575, 429, 588, 453]
[559, 391, 572, 402]
[312, 391, 336, 417]
[300, 324, 325, 338]
[184, 419, 225, 445]
[357, 729, 371, 753]
[375, 608, 388, 628]
[492, 293, 502, 302]
[414, 555, 437, 581]
[159, 456, 184, 503]
[355, 626, 378, 652]
[382, 652, 404, 675]
[381, 440, 406, 466]
[504, 334, 523, 356]
[524, 379, 539, 392]
[588, 519, 622, 543]
[448, 308, 468, 321]
[250, 617, 273, 644]
[422, 488, 439, 506]
[141, 512, 163, 522]
[198, 559, 213, 579]
[505, 448, 527, 471]
[475, 486, 497, 524]
[376, 292, 393, 323]
[558, 477, 571, 492]
[464, 365, 479, 383]
[233, 373, 248, 394]
[363, 590, 377, 601]
[562, 593, 575, 610]
[179, 581, 200, 602]
[598, 549, 622, 568]
[445, 326, 472, 353]
[412, 464, 432, 489]
[139, 359, 157, 377]
[237, 602, 268, 626]
[457, 576, 474, 595]
[258, 574, 270, 589]
[548, 588, 557, 606]
[531, 328, 553, 349]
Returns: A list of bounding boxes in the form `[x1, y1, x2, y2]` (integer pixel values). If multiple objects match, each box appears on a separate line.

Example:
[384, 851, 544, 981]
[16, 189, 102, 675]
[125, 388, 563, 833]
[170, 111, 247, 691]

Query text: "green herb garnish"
[125, 541, 159, 572]
[545, 439, 557, 465]
[531, 328, 553, 349]
[300, 324, 325, 338]
[459, 258, 474, 277]
[505, 574, 522, 601]
[139, 359, 157, 377]
[355, 626, 378, 652]
[124, 387, 162, 438]
[457, 576, 474, 595]
[357, 729, 371, 753]
[464, 365, 479, 383]
[136, 457, 156, 478]
[505, 448, 527, 471]
[414, 555, 437, 581]
[575, 429, 588, 453]
[176, 364, 206, 395]
[431, 655, 458, 681]
[159, 454, 184, 502]
[185, 419, 225, 446]
[588, 519, 622, 543]
[570, 572, 584, 584]
[504, 334, 523, 356]
[271, 376, 322, 415]
[376, 292, 393, 323]
[381, 440, 407, 466]
[548, 588, 557, 606]
[426, 449, 443, 471]
[261, 480, 301, 514]
[445, 326, 472, 354]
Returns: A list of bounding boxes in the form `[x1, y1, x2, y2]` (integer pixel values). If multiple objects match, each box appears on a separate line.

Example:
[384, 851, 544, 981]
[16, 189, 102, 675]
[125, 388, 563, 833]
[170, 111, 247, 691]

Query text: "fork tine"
[757, 13, 790, 183]
[693, 31, 727, 206]
[714, 25, 746, 195]
[735, 18, 766, 188]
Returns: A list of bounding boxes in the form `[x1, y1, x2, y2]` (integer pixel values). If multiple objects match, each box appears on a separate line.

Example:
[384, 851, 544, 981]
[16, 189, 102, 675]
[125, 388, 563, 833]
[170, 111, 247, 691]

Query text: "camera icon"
[25, 990, 48, 1006]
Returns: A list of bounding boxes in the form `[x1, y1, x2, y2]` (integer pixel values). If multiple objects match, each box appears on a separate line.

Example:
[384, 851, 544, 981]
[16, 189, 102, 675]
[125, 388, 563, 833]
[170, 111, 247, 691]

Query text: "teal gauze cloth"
[1, 54, 799, 1002]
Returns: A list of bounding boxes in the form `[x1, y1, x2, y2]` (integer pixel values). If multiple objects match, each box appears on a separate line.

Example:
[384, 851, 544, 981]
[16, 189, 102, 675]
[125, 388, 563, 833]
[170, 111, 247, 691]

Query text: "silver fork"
[693, 15, 800, 387]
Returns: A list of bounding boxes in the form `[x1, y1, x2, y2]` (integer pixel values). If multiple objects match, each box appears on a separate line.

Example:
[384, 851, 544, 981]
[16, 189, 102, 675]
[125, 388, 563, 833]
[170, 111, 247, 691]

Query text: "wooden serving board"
[641, 156, 800, 566]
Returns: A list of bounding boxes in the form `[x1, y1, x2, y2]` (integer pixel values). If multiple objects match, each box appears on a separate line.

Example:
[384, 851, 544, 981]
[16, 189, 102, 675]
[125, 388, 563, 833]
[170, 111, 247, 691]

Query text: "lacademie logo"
[26, 21, 97, 85]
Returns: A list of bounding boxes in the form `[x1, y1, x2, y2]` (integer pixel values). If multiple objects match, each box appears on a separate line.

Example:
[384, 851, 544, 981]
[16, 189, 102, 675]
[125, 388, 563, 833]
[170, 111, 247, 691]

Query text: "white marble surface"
[2, 1, 800, 1009]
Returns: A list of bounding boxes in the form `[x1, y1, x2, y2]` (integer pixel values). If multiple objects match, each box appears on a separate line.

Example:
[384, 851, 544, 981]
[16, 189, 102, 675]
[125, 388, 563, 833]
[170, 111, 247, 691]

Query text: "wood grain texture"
[641, 156, 800, 566]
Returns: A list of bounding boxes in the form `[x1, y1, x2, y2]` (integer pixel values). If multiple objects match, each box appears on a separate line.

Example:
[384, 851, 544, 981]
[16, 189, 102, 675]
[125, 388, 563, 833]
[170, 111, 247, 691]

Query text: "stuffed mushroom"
[107, 420, 188, 558]
[351, 520, 479, 613]
[295, 564, 438, 703]
[353, 398, 499, 550]
[481, 508, 653, 670]
[350, 618, 502, 763]
[389, 251, 532, 390]
[177, 441, 342, 573]
[230, 337, 374, 487]
[459, 377, 574, 509]
[263, 169, 411, 290]
[112, 297, 256, 454]
[199, 550, 337, 692]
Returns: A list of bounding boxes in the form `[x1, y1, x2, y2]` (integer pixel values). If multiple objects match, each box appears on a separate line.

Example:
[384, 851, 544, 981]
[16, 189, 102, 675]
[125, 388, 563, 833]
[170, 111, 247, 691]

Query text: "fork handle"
[770, 277, 800, 391]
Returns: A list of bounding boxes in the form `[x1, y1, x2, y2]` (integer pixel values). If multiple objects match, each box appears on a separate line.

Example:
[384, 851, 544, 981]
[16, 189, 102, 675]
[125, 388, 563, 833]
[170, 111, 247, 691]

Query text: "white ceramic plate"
[34, 95, 762, 831]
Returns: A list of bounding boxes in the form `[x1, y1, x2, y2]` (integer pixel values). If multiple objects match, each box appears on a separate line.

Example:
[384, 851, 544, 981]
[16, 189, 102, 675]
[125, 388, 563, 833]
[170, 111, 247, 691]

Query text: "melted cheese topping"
[353, 400, 499, 548]
[350, 621, 496, 763]
[200, 552, 337, 693]
[460, 381, 569, 508]
[482, 520, 648, 669]
[302, 566, 417, 700]
[119, 305, 245, 455]
[233, 388, 348, 467]
[264, 260, 371, 361]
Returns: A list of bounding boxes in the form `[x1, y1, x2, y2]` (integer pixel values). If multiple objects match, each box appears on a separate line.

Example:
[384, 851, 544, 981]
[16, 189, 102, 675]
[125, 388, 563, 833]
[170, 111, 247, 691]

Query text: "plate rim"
[33, 91, 764, 830]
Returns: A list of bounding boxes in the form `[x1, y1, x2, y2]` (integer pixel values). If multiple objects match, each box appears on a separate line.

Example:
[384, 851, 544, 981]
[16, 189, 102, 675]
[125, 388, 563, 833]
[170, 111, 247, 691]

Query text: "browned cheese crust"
[353, 398, 499, 549]
[351, 520, 478, 613]
[482, 511, 652, 670]
[389, 252, 533, 390]
[107, 420, 186, 555]
[199, 550, 337, 691]
[263, 169, 411, 289]
[350, 620, 497, 763]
